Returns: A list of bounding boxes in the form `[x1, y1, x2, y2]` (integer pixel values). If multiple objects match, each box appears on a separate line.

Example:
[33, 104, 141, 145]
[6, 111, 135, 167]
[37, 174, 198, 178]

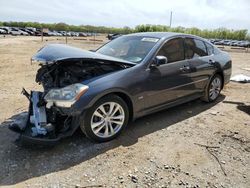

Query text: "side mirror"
[151, 56, 168, 67]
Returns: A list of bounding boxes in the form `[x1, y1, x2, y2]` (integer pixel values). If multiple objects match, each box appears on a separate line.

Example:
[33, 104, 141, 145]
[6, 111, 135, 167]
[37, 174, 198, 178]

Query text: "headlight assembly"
[44, 84, 89, 108]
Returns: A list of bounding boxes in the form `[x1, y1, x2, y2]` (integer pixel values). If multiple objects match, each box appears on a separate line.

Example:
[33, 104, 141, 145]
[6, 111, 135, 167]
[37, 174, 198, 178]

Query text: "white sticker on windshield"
[141, 38, 159, 43]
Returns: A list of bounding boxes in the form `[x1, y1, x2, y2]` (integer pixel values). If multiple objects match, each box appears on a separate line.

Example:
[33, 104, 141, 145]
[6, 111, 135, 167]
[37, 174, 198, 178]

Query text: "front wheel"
[202, 74, 223, 102]
[80, 95, 129, 142]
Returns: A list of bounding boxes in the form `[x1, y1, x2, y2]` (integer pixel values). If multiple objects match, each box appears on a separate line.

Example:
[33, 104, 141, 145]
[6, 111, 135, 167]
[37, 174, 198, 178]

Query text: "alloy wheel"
[91, 102, 125, 138]
[209, 77, 222, 100]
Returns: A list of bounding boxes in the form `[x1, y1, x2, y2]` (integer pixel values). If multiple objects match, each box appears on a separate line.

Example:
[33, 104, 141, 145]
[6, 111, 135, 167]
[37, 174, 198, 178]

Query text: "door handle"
[180, 65, 190, 72]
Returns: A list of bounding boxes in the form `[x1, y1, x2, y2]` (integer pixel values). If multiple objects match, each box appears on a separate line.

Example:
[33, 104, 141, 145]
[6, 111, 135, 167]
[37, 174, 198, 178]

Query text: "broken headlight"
[44, 83, 89, 108]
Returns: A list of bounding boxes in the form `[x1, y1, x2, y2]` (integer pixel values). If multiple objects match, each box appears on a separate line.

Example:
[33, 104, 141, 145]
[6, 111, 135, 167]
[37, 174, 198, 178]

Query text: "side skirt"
[134, 93, 204, 120]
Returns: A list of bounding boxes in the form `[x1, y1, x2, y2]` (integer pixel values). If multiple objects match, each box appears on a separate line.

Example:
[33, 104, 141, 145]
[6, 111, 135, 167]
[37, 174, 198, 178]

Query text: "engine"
[36, 59, 127, 91]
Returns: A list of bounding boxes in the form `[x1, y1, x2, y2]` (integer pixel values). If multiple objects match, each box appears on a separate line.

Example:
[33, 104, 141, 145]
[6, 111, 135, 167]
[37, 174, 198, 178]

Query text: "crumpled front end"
[11, 89, 82, 146]
[9, 44, 133, 145]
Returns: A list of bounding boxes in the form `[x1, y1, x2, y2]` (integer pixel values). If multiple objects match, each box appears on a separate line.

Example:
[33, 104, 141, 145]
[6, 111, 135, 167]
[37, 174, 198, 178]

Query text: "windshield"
[96, 36, 159, 63]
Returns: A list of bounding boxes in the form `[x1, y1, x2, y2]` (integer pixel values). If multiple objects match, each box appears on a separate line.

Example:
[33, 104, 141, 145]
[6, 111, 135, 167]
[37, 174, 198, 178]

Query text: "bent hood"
[31, 44, 136, 66]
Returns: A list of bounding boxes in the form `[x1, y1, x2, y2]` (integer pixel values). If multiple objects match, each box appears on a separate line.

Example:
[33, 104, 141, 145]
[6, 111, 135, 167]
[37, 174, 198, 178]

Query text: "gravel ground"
[0, 36, 249, 188]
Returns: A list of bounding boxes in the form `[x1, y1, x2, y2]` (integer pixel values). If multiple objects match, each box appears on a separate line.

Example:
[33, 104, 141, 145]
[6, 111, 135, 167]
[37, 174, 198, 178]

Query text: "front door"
[144, 37, 195, 110]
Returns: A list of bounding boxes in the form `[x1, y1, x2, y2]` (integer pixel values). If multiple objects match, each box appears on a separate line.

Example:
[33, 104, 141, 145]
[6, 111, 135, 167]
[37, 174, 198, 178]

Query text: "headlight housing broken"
[44, 84, 89, 108]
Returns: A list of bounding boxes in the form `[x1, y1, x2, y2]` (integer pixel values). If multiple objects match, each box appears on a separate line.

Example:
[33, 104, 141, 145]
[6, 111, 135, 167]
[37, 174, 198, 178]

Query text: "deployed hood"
[31, 44, 136, 66]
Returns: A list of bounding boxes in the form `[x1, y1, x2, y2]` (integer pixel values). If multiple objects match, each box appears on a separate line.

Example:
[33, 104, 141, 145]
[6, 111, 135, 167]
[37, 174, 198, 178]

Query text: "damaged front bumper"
[10, 90, 81, 146]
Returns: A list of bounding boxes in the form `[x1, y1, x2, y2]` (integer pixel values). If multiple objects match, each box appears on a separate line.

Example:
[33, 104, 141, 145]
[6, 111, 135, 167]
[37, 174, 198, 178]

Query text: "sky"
[0, 0, 250, 30]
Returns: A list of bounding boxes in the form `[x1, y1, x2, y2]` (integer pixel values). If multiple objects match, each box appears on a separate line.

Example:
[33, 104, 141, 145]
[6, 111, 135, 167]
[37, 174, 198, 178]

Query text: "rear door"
[184, 38, 216, 93]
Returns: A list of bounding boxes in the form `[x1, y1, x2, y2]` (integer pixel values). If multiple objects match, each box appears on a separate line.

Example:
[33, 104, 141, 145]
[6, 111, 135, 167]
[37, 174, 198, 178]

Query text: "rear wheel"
[80, 95, 129, 142]
[202, 74, 223, 102]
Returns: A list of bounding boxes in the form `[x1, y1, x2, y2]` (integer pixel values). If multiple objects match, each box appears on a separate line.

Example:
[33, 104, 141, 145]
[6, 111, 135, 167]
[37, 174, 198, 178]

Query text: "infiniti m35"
[9, 32, 232, 144]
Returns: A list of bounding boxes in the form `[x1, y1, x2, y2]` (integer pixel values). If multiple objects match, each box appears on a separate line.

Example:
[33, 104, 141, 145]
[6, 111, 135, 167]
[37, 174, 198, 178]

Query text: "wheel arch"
[86, 89, 134, 122]
[214, 70, 225, 89]
[112, 92, 134, 122]
[201, 70, 224, 102]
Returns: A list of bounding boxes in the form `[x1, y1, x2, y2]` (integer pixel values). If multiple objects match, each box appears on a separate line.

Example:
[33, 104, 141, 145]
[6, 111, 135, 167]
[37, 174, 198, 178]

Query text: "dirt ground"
[0, 36, 249, 188]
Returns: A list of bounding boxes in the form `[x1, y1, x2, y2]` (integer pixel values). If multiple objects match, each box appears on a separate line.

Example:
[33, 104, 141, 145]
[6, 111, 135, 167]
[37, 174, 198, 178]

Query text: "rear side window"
[185, 38, 208, 59]
[157, 38, 185, 63]
[205, 42, 214, 55]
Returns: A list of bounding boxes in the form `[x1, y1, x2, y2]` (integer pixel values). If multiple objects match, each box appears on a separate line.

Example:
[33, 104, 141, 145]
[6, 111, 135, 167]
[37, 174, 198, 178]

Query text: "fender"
[72, 87, 135, 116]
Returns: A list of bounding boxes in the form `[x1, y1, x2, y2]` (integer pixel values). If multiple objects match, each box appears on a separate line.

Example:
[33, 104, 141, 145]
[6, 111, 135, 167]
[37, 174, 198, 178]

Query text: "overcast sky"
[0, 0, 250, 30]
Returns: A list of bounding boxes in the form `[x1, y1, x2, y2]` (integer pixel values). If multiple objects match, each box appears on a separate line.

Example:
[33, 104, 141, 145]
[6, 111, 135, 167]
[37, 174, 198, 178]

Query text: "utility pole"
[41, 28, 43, 42]
[169, 11, 173, 28]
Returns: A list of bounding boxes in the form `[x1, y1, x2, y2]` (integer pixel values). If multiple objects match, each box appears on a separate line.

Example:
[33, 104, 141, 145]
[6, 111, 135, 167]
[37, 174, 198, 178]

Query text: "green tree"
[54, 22, 69, 31]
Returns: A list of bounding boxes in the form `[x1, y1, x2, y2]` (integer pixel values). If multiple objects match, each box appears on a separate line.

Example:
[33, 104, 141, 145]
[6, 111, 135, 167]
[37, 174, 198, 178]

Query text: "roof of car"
[127, 32, 202, 40]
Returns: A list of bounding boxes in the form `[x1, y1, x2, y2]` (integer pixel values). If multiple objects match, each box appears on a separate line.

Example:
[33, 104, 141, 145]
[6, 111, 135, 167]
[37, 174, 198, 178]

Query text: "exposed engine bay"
[36, 59, 128, 91]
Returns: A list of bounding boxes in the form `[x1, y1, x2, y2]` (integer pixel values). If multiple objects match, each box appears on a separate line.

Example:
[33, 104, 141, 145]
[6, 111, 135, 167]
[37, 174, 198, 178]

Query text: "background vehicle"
[20, 28, 34, 35]
[9, 32, 232, 145]
[0, 28, 7, 34]
[0, 26, 10, 34]
[107, 33, 122, 40]
[9, 27, 29, 36]
[210, 38, 250, 48]
[79, 32, 87, 37]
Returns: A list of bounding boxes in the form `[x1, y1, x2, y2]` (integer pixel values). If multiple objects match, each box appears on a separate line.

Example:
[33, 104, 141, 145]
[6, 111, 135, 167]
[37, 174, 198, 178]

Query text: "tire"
[201, 74, 223, 102]
[80, 95, 129, 142]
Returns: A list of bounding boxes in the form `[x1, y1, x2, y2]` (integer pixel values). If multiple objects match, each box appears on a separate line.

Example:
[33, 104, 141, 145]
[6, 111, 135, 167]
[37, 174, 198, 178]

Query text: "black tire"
[201, 74, 223, 102]
[80, 95, 129, 142]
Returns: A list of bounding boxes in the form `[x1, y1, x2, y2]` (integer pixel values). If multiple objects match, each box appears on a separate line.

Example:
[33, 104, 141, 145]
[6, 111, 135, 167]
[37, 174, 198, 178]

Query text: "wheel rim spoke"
[109, 122, 115, 135]
[110, 120, 123, 125]
[108, 102, 115, 115]
[94, 111, 104, 118]
[111, 105, 120, 116]
[104, 124, 109, 136]
[99, 105, 107, 116]
[93, 123, 106, 134]
[91, 120, 105, 129]
[110, 115, 124, 120]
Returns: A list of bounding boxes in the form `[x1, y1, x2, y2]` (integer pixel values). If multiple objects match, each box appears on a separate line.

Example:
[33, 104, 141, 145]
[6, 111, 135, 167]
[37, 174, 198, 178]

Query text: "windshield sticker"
[141, 38, 159, 43]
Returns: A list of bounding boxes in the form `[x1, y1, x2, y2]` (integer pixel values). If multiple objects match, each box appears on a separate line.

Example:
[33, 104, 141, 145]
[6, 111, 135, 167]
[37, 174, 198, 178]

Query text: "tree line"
[0, 21, 249, 40]
[135, 25, 249, 40]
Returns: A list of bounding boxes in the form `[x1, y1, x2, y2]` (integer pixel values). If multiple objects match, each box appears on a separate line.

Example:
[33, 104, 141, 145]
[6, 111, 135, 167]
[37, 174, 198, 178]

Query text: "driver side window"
[157, 38, 185, 63]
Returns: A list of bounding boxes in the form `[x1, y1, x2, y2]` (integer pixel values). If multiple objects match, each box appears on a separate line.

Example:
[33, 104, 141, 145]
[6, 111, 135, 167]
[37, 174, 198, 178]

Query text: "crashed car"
[9, 32, 232, 145]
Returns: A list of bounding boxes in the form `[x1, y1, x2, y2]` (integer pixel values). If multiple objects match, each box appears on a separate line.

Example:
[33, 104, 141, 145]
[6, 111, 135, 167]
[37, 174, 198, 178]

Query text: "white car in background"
[9, 28, 29, 36]
[0, 28, 7, 34]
